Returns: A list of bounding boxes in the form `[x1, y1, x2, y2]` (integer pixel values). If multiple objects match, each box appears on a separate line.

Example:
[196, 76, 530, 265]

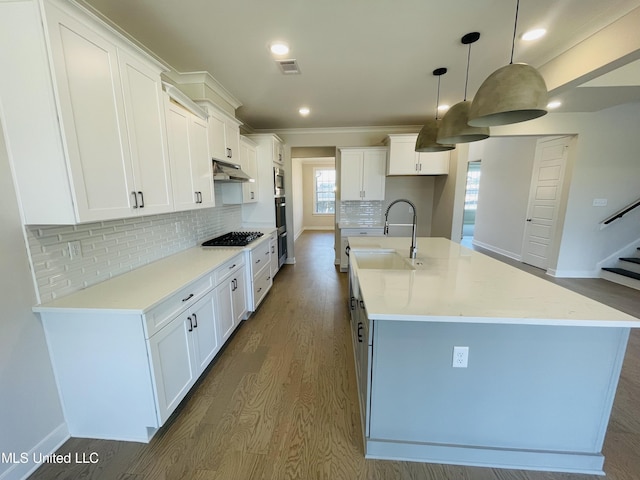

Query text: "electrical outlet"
[452, 346, 469, 368]
[68, 241, 82, 260]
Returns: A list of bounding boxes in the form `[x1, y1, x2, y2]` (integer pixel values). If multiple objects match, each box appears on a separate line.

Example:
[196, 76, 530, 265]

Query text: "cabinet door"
[362, 150, 387, 200]
[231, 269, 247, 325]
[417, 151, 450, 175]
[190, 292, 220, 372]
[241, 140, 258, 203]
[225, 121, 240, 162]
[190, 115, 215, 207]
[148, 314, 197, 424]
[45, 3, 135, 221]
[118, 49, 173, 215]
[207, 110, 227, 161]
[340, 150, 364, 200]
[273, 139, 284, 164]
[166, 101, 197, 211]
[215, 278, 235, 344]
[387, 137, 419, 175]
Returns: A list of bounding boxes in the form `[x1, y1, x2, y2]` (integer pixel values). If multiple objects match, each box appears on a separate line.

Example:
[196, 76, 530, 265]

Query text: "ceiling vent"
[276, 59, 301, 75]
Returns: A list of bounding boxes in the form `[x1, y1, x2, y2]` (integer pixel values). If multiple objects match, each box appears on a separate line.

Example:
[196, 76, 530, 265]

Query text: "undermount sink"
[353, 250, 415, 270]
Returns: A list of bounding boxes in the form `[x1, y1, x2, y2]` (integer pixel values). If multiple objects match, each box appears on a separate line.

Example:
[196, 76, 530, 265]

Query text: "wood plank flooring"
[28, 231, 640, 480]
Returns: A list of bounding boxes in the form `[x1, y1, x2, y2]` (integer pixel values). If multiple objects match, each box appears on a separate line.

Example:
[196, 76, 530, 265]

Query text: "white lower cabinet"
[149, 290, 219, 424]
[247, 237, 273, 310]
[38, 252, 247, 442]
[215, 267, 248, 344]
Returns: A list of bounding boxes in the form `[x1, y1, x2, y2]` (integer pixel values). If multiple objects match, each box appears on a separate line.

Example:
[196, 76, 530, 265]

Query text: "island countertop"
[348, 237, 640, 327]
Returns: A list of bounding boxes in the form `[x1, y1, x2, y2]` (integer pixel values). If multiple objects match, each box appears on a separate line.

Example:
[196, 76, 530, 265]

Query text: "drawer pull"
[255, 259, 261, 264]
[182, 293, 194, 302]
[257, 287, 262, 293]
[229, 263, 236, 270]
[357, 322, 363, 342]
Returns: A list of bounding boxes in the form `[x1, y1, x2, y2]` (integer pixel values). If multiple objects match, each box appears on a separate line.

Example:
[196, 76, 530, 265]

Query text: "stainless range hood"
[212, 159, 254, 183]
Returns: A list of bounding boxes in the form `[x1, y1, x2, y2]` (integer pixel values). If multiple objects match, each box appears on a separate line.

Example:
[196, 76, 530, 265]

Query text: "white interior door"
[522, 137, 570, 269]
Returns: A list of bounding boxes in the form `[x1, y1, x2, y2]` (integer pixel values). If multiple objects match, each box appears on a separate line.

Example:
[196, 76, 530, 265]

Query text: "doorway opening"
[461, 160, 481, 248]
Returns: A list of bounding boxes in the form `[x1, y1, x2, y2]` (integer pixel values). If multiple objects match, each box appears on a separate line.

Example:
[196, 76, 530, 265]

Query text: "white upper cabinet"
[340, 147, 387, 201]
[386, 134, 450, 175]
[165, 100, 214, 211]
[241, 137, 259, 203]
[0, 0, 173, 224]
[198, 102, 242, 163]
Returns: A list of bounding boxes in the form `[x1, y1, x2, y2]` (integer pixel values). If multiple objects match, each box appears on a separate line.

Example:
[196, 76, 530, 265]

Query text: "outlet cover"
[452, 346, 469, 368]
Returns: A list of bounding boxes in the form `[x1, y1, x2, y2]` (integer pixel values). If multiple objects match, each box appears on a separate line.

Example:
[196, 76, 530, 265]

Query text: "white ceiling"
[79, 0, 640, 130]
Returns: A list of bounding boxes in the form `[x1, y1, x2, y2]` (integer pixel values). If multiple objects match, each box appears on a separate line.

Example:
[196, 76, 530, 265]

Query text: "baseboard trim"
[471, 240, 522, 262]
[0, 423, 69, 480]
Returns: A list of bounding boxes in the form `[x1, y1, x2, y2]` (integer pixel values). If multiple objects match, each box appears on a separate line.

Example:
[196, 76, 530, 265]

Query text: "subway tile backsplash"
[27, 200, 242, 303]
[339, 201, 384, 227]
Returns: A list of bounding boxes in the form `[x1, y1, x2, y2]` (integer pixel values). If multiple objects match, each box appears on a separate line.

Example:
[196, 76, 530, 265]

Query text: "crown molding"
[163, 70, 243, 110]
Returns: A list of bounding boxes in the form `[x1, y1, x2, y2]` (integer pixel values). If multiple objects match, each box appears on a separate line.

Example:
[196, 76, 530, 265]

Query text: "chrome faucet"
[384, 199, 418, 258]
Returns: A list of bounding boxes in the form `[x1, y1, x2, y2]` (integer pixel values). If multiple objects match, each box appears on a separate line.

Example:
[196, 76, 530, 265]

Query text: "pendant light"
[437, 32, 490, 144]
[467, 0, 548, 127]
[415, 68, 455, 152]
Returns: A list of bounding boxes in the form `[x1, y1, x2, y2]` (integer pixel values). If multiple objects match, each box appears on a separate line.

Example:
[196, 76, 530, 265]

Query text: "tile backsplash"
[339, 201, 384, 226]
[27, 201, 242, 303]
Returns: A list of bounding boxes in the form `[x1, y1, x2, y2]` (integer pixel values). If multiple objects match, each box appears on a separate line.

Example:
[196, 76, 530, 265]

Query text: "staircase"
[602, 248, 640, 290]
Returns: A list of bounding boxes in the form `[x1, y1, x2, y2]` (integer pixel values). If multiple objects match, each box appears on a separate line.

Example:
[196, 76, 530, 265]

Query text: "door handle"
[188, 316, 193, 332]
[192, 313, 197, 328]
[138, 191, 144, 208]
[357, 322, 363, 343]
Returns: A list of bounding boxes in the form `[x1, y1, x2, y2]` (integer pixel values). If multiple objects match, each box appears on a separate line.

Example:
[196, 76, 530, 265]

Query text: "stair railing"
[601, 196, 640, 228]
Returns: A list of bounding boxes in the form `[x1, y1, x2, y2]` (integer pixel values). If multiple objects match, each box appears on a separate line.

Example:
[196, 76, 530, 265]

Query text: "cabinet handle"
[232, 278, 237, 291]
[138, 191, 144, 208]
[257, 287, 262, 293]
[357, 322, 363, 343]
[350, 296, 355, 310]
[255, 258, 261, 264]
[194, 192, 199, 204]
[182, 293, 194, 302]
[251, 192, 255, 200]
[265, 251, 270, 256]
[359, 300, 364, 309]
[419, 163, 422, 172]
[188, 316, 193, 332]
[229, 263, 236, 269]
[345, 245, 350, 257]
[271, 246, 275, 254]
[226, 147, 232, 158]
[192, 313, 198, 328]
[131, 191, 139, 209]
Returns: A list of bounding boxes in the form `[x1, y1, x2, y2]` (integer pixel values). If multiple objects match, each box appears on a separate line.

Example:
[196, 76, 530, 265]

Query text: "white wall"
[0, 126, 67, 480]
[443, 102, 640, 277]
[472, 137, 539, 259]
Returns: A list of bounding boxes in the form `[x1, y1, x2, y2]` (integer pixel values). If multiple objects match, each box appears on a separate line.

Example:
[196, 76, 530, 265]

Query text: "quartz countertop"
[348, 237, 640, 327]
[34, 229, 276, 314]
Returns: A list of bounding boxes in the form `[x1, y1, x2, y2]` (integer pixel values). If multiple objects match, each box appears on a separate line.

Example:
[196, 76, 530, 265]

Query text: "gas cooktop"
[202, 231, 264, 247]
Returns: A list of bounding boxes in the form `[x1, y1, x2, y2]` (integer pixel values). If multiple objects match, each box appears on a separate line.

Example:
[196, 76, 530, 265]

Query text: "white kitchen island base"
[347, 237, 640, 476]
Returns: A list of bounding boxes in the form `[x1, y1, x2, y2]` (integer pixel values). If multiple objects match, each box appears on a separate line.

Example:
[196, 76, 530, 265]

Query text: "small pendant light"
[415, 68, 455, 152]
[437, 32, 490, 144]
[468, 0, 548, 127]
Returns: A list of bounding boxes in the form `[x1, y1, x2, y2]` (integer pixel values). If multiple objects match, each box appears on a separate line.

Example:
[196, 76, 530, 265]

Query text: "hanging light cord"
[464, 43, 471, 101]
[510, 0, 520, 64]
[435, 75, 441, 120]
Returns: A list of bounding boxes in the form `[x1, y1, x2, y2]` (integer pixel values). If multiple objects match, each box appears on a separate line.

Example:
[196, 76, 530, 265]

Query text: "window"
[314, 168, 336, 214]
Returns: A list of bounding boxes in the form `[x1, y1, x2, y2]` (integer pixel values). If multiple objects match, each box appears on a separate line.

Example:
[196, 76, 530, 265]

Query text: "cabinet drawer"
[250, 240, 271, 273]
[143, 274, 212, 338]
[214, 253, 245, 286]
[253, 265, 272, 308]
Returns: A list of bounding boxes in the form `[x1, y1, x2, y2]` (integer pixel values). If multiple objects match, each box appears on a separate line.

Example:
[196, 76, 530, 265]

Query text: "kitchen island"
[347, 236, 640, 475]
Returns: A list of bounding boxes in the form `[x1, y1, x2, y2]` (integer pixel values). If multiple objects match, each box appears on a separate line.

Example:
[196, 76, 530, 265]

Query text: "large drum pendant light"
[468, 0, 548, 127]
[415, 68, 455, 152]
[437, 32, 489, 144]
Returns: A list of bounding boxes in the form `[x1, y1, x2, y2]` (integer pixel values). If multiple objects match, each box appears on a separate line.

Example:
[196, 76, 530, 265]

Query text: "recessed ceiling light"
[299, 107, 310, 116]
[437, 104, 450, 112]
[522, 28, 547, 41]
[270, 41, 289, 56]
[547, 100, 562, 109]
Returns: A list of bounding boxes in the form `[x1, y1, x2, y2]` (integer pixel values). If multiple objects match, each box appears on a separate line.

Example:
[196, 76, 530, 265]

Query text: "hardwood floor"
[28, 231, 640, 480]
